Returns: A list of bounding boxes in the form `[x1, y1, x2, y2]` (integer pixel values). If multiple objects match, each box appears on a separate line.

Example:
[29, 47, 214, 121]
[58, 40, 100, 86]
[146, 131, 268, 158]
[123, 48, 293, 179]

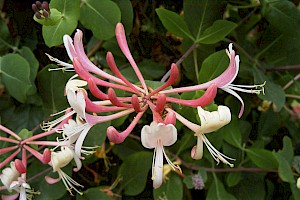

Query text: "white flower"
[0, 162, 19, 190]
[297, 177, 300, 189]
[141, 122, 180, 188]
[47, 147, 84, 195]
[192, 106, 234, 167]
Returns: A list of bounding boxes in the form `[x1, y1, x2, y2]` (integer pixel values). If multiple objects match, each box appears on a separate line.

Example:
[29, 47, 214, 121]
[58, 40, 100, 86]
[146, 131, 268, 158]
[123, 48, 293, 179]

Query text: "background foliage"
[1, 0, 300, 199]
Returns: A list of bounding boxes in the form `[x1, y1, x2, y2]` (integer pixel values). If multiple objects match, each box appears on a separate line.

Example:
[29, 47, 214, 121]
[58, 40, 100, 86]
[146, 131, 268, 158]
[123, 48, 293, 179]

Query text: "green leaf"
[183, 0, 221, 39]
[4, 104, 44, 133]
[258, 109, 280, 138]
[18, 129, 33, 139]
[196, 20, 237, 44]
[18, 47, 39, 87]
[119, 151, 152, 195]
[183, 175, 194, 189]
[221, 117, 242, 149]
[153, 173, 183, 200]
[0, 54, 32, 102]
[84, 122, 110, 147]
[262, 0, 300, 40]
[113, 0, 133, 34]
[207, 176, 237, 200]
[112, 138, 144, 160]
[278, 136, 294, 164]
[230, 173, 266, 200]
[252, 67, 285, 111]
[274, 152, 295, 183]
[43, 0, 80, 47]
[139, 59, 166, 80]
[199, 50, 229, 83]
[156, 8, 194, 40]
[0, 19, 12, 53]
[76, 186, 112, 200]
[80, 0, 121, 40]
[37, 64, 73, 116]
[226, 172, 241, 187]
[293, 156, 300, 174]
[291, 182, 300, 200]
[246, 148, 278, 169]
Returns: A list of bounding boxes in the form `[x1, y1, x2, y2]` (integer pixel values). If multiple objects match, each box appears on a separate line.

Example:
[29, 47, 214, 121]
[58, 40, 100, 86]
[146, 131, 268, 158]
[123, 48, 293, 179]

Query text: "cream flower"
[141, 122, 180, 188]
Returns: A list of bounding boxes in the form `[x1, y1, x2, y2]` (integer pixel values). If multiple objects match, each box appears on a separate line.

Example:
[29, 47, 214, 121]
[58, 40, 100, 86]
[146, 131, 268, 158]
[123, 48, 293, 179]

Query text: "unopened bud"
[42, 1, 50, 12]
[43, 10, 49, 18]
[43, 148, 51, 164]
[34, 12, 41, 19]
[14, 159, 26, 174]
[36, 1, 42, 9]
[32, 4, 39, 12]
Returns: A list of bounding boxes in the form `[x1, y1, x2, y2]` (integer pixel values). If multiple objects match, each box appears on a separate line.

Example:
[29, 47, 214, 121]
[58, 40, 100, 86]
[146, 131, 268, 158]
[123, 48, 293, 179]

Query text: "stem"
[266, 64, 300, 72]
[161, 43, 198, 82]
[283, 72, 300, 90]
[176, 43, 198, 67]
[286, 94, 300, 100]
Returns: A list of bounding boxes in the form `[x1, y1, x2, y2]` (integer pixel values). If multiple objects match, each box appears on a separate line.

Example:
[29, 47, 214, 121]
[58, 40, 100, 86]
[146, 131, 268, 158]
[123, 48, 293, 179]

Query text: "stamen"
[201, 134, 234, 167]
[45, 53, 74, 71]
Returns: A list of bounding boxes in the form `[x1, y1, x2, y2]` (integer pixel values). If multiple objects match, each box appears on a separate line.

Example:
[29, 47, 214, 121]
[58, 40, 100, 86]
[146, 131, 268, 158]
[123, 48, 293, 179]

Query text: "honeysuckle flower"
[141, 122, 181, 188]
[0, 162, 19, 190]
[169, 105, 234, 167]
[46, 147, 83, 195]
[161, 44, 265, 118]
[9, 177, 37, 200]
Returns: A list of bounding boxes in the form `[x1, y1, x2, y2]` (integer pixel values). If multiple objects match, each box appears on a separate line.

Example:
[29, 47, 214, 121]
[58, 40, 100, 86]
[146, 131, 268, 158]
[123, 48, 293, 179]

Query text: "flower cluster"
[0, 22, 264, 198]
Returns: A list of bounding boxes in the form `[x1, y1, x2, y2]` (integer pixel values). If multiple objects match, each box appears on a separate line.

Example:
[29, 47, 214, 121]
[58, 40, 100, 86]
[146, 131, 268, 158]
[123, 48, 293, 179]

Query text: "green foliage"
[153, 173, 183, 200]
[196, 20, 237, 44]
[118, 151, 152, 196]
[80, 0, 121, 40]
[2, 0, 300, 199]
[0, 54, 32, 102]
[43, 0, 80, 47]
[156, 8, 194, 40]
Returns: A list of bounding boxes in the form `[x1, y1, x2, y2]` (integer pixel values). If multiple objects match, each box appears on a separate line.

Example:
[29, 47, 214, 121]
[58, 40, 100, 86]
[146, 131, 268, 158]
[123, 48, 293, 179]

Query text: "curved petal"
[74, 125, 92, 158]
[141, 123, 156, 149]
[63, 35, 76, 61]
[191, 136, 204, 159]
[152, 144, 163, 189]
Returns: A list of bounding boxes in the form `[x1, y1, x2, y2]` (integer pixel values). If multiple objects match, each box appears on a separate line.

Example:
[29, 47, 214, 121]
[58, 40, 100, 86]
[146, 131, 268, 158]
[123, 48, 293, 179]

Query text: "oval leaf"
[153, 173, 183, 200]
[80, 0, 121, 40]
[43, 0, 80, 47]
[246, 148, 278, 169]
[119, 151, 152, 196]
[196, 20, 237, 44]
[0, 54, 31, 102]
[156, 8, 194, 40]
[199, 50, 229, 83]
